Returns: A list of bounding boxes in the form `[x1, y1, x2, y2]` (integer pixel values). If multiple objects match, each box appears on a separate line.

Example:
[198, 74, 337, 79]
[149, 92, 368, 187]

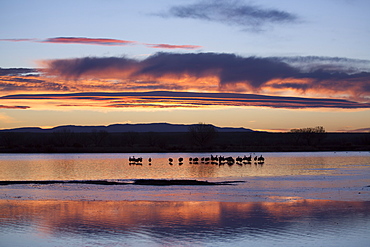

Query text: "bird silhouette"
[257, 155, 265, 162]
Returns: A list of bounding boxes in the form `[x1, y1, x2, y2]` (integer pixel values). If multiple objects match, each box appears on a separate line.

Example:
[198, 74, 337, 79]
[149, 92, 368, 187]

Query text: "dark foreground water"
[1, 200, 369, 247]
[1, 152, 369, 246]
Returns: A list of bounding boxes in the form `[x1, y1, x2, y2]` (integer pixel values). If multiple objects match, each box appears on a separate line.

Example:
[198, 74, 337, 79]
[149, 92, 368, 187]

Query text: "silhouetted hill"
[0, 123, 254, 133]
[1, 126, 369, 152]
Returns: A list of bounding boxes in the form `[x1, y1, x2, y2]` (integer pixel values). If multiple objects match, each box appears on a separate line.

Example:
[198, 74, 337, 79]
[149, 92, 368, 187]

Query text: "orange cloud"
[0, 38, 36, 42]
[41, 37, 137, 46]
[1, 37, 202, 50]
[145, 43, 202, 49]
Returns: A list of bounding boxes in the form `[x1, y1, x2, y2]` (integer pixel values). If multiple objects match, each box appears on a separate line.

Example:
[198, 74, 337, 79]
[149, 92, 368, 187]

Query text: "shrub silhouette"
[290, 126, 326, 146]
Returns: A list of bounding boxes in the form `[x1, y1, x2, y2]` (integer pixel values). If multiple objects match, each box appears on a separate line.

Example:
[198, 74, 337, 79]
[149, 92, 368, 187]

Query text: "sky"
[0, 0, 370, 132]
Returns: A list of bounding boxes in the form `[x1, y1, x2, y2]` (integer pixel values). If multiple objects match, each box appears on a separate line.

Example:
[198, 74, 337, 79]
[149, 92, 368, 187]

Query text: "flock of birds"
[129, 154, 265, 166]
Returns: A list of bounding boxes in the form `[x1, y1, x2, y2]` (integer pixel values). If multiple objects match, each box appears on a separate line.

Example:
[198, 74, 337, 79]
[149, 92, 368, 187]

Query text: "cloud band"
[160, 0, 298, 31]
[42, 52, 370, 100]
[1, 91, 369, 109]
[0, 37, 202, 50]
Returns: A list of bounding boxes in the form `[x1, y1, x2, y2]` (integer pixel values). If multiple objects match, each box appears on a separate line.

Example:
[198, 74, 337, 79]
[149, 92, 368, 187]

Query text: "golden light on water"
[1, 199, 368, 233]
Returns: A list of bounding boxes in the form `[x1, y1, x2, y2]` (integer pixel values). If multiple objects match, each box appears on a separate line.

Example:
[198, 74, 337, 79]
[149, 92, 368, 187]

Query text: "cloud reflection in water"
[1, 200, 369, 246]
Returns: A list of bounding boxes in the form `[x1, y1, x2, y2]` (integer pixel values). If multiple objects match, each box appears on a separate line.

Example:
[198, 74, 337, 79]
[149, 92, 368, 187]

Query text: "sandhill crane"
[243, 155, 252, 162]
[226, 156, 235, 165]
[129, 156, 142, 163]
[258, 155, 265, 162]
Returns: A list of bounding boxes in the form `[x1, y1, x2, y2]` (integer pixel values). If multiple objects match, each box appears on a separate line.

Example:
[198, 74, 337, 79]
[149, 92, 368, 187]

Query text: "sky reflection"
[1, 199, 369, 246]
[1, 152, 369, 181]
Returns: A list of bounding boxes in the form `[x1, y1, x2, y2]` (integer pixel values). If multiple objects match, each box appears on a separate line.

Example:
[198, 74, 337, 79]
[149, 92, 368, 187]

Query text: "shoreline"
[1, 146, 369, 153]
[2, 174, 369, 203]
[0, 179, 244, 186]
[1, 148, 370, 154]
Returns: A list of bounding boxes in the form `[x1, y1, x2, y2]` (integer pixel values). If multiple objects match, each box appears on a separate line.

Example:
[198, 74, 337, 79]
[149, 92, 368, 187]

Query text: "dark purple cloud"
[0, 68, 38, 76]
[138, 53, 298, 88]
[45, 56, 138, 79]
[0, 105, 30, 109]
[45, 53, 299, 87]
[159, 0, 299, 31]
[43, 52, 370, 99]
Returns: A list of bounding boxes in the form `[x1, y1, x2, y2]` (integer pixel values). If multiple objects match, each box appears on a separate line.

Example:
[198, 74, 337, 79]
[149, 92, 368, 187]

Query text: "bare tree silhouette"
[124, 131, 139, 147]
[52, 129, 74, 147]
[89, 129, 109, 147]
[0, 132, 22, 148]
[188, 122, 217, 147]
[144, 132, 157, 147]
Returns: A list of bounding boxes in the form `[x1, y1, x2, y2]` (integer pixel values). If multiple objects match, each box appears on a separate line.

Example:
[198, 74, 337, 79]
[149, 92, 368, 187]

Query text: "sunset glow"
[1, 0, 369, 132]
[2, 199, 367, 229]
[2, 3, 370, 246]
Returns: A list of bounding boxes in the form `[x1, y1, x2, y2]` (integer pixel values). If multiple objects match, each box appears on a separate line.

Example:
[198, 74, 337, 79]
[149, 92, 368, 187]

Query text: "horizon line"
[1, 122, 369, 133]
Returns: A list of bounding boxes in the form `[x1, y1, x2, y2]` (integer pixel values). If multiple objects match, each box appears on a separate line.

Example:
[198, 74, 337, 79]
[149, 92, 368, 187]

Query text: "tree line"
[0, 124, 369, 152]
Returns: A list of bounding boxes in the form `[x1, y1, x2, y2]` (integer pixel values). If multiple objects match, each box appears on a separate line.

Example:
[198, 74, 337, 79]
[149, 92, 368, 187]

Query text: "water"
[1, 200, 369, 246]
[0, 151, 369, 181]
[1, 152, 370, 246]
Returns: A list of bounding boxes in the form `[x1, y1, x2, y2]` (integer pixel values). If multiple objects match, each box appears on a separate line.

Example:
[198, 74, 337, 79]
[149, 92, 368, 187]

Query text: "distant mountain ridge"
[0, 123, 254, 133]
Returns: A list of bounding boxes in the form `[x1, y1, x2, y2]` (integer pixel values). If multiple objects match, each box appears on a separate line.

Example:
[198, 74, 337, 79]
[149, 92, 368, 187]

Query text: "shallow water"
[1, 152, 369, 246]
[0, 151, 369, 181]
[1, 199, 370, 247]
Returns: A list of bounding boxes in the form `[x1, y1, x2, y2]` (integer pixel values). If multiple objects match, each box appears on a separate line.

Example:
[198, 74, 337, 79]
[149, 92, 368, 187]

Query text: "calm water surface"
[1, 152, 369, 246]
[1, 199, 369, 247]
[0, 151, 369, 181]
